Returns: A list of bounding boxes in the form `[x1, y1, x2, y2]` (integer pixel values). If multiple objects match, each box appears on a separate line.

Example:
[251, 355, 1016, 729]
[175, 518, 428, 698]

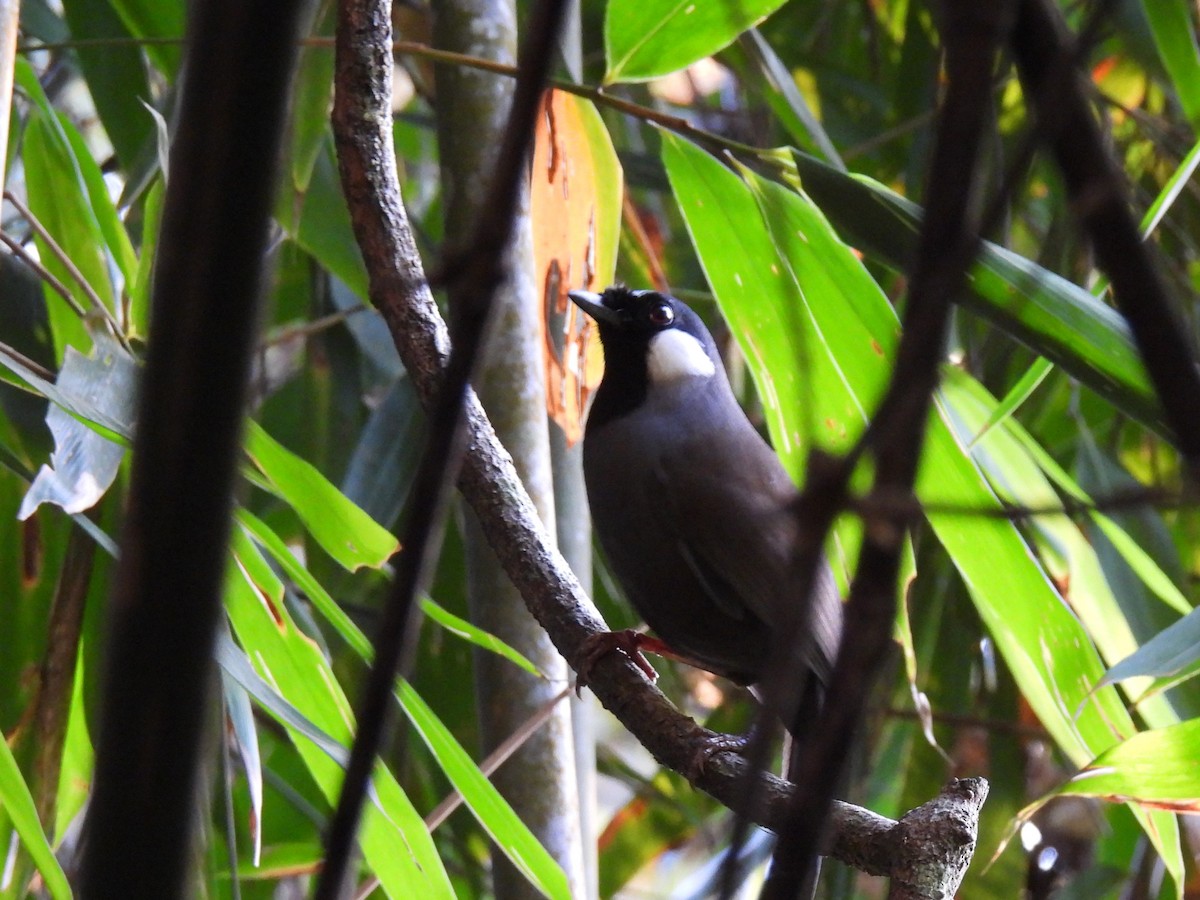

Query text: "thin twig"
[0, 339, 57, 382]
[350, 685, 574, 900]
[0, 229, 86, 316]
[4, 191, 133, 353]
[259, 304, 370, 349]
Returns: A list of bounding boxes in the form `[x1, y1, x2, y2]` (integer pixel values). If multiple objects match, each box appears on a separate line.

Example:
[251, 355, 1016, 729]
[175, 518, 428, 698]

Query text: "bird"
[570, 284, 844, 894]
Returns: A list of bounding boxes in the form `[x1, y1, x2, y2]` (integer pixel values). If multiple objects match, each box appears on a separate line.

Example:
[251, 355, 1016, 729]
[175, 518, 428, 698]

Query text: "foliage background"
[2, 0, 1200, 897]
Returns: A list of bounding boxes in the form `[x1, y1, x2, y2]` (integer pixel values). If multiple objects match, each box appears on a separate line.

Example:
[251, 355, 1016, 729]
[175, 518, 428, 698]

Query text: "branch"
[316, 0, 571, 894]
[330, 0, 988, 892]
[1011, 0, 1200, 468]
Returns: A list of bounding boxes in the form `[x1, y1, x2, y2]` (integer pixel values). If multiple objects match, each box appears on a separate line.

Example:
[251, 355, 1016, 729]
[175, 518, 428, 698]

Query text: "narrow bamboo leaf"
[224, 532, 454, 898]
[60, 112, 138, 285]
[243, 419, 398, 571]
[235, 512, 566, 896]
[399, 683, 571, 900]
[128, 177, 165, 339]
[54, 661, 94, 841]
[289, 3, 336, 194]
[740, 28, 844, 171]
[604, 0, 786, 83]
[215, 631, 349, 769]
[278, 143, 369, 299]
[1005, 422, 1192, 619]
[105, 0, 185, 78]
[420, 597, 542, 677]
[1142, 136, 1200, 238]
[663, 133, 1184, 886]
[1143, 0, 1200, 127]
[341, 375, 426, 531]
[940, 369, 1177, 730]
[236, 509, 372, 659]
[1059, 719, 1200, 811]
[15, 64, 105, 358]
[220, 639, 264, 866]
[0, 730, 71, 900]
[967, 357, 1051, 449]
[1100, 608, 1200, 689]
[786, 151, 1165, 435]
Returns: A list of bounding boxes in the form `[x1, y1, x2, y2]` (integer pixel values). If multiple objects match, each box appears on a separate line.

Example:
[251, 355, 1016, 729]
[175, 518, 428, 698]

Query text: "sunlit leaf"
[0, 729, 71, 899]
[605, 0, 786, 83]
[662, 133, 1184, 887]
[243, 419, 399, 571]
[1056, 719, 1200, 812]
[224, 531, 455, 898]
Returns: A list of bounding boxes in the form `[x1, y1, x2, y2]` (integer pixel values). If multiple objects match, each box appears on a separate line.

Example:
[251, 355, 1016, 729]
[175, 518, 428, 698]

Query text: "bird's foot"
[687, 727, 755, 781]
[575, 629, 661, 695]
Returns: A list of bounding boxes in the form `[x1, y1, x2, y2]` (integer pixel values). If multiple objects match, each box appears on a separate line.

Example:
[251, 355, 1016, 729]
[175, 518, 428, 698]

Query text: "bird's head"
[569, 286, 718, 387]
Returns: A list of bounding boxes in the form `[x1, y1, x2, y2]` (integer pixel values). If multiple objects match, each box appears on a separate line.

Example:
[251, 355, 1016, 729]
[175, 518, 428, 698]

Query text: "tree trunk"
[432, 1, 586, 896]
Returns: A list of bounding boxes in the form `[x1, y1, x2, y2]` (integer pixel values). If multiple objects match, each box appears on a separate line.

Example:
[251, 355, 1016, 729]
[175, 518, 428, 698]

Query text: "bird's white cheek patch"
[647, 330, 716, 383]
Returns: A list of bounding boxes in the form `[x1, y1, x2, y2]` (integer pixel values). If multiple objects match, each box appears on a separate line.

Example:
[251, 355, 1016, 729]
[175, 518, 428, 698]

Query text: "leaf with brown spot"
[530, 90, 622, 445]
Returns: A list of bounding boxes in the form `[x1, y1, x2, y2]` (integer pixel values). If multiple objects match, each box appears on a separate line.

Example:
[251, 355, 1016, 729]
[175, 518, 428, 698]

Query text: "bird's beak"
[569, 290, 623, 326]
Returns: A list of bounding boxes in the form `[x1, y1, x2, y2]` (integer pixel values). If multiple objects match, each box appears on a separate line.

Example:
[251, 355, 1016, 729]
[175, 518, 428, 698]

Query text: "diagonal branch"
[315, 0, 571, 894]
[1011, 0, 1200, 468]
[330, 0, 986, 894]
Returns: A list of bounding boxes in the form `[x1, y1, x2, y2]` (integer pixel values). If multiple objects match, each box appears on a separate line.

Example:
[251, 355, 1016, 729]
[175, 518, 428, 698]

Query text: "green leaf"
[106, 0, 185, 78]
[662, 133, 1184, 888]
[604, 0, 787, 83]
[225, 532, 455, 898]
[1058, 719, 1200, 812]
[237, 512, 569, 896]
[1143, 0, 1200, 127]
[1100, 607, 1200, 691]
[939, 369, 1178, 730]
[0, 729, 72, 900]
[128, 176, 165, 339]
[289, 4, 336, 193]
[15, 61, 112, 359]
[967, 357, 1051, 449]
[1141, 135, 1200, 238]
[243, 419, 399, 571]
[60, 118, 138, 286]
[786, 151, 1165, 436]
[399, 683, 571, 899]
[420, 597, 542, 677]
[278, 142, 369, 299]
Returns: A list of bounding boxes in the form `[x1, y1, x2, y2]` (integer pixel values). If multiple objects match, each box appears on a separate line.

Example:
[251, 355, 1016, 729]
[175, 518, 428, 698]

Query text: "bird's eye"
[647, 302, 675, 327]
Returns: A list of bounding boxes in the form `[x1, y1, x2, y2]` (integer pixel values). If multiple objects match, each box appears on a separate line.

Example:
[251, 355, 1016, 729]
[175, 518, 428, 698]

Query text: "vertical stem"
[433, 0, 585, 895]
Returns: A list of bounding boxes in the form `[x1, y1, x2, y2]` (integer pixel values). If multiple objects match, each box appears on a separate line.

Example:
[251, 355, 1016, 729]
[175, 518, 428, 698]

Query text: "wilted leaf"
[18, 337, 136, 519]
[530, 90, 621, 445]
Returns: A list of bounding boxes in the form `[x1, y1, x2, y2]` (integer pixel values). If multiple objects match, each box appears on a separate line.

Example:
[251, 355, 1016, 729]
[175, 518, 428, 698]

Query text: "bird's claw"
[687, 729, 752, 781]
[574, 629, 660, 695]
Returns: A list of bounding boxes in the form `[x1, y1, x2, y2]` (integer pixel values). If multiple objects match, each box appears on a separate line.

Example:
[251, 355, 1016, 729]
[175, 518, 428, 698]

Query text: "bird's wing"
[648, 433, 842, 682]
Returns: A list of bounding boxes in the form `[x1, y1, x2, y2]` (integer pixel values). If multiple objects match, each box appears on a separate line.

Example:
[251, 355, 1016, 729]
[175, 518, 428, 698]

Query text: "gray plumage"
[572, 286, 843, 708]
